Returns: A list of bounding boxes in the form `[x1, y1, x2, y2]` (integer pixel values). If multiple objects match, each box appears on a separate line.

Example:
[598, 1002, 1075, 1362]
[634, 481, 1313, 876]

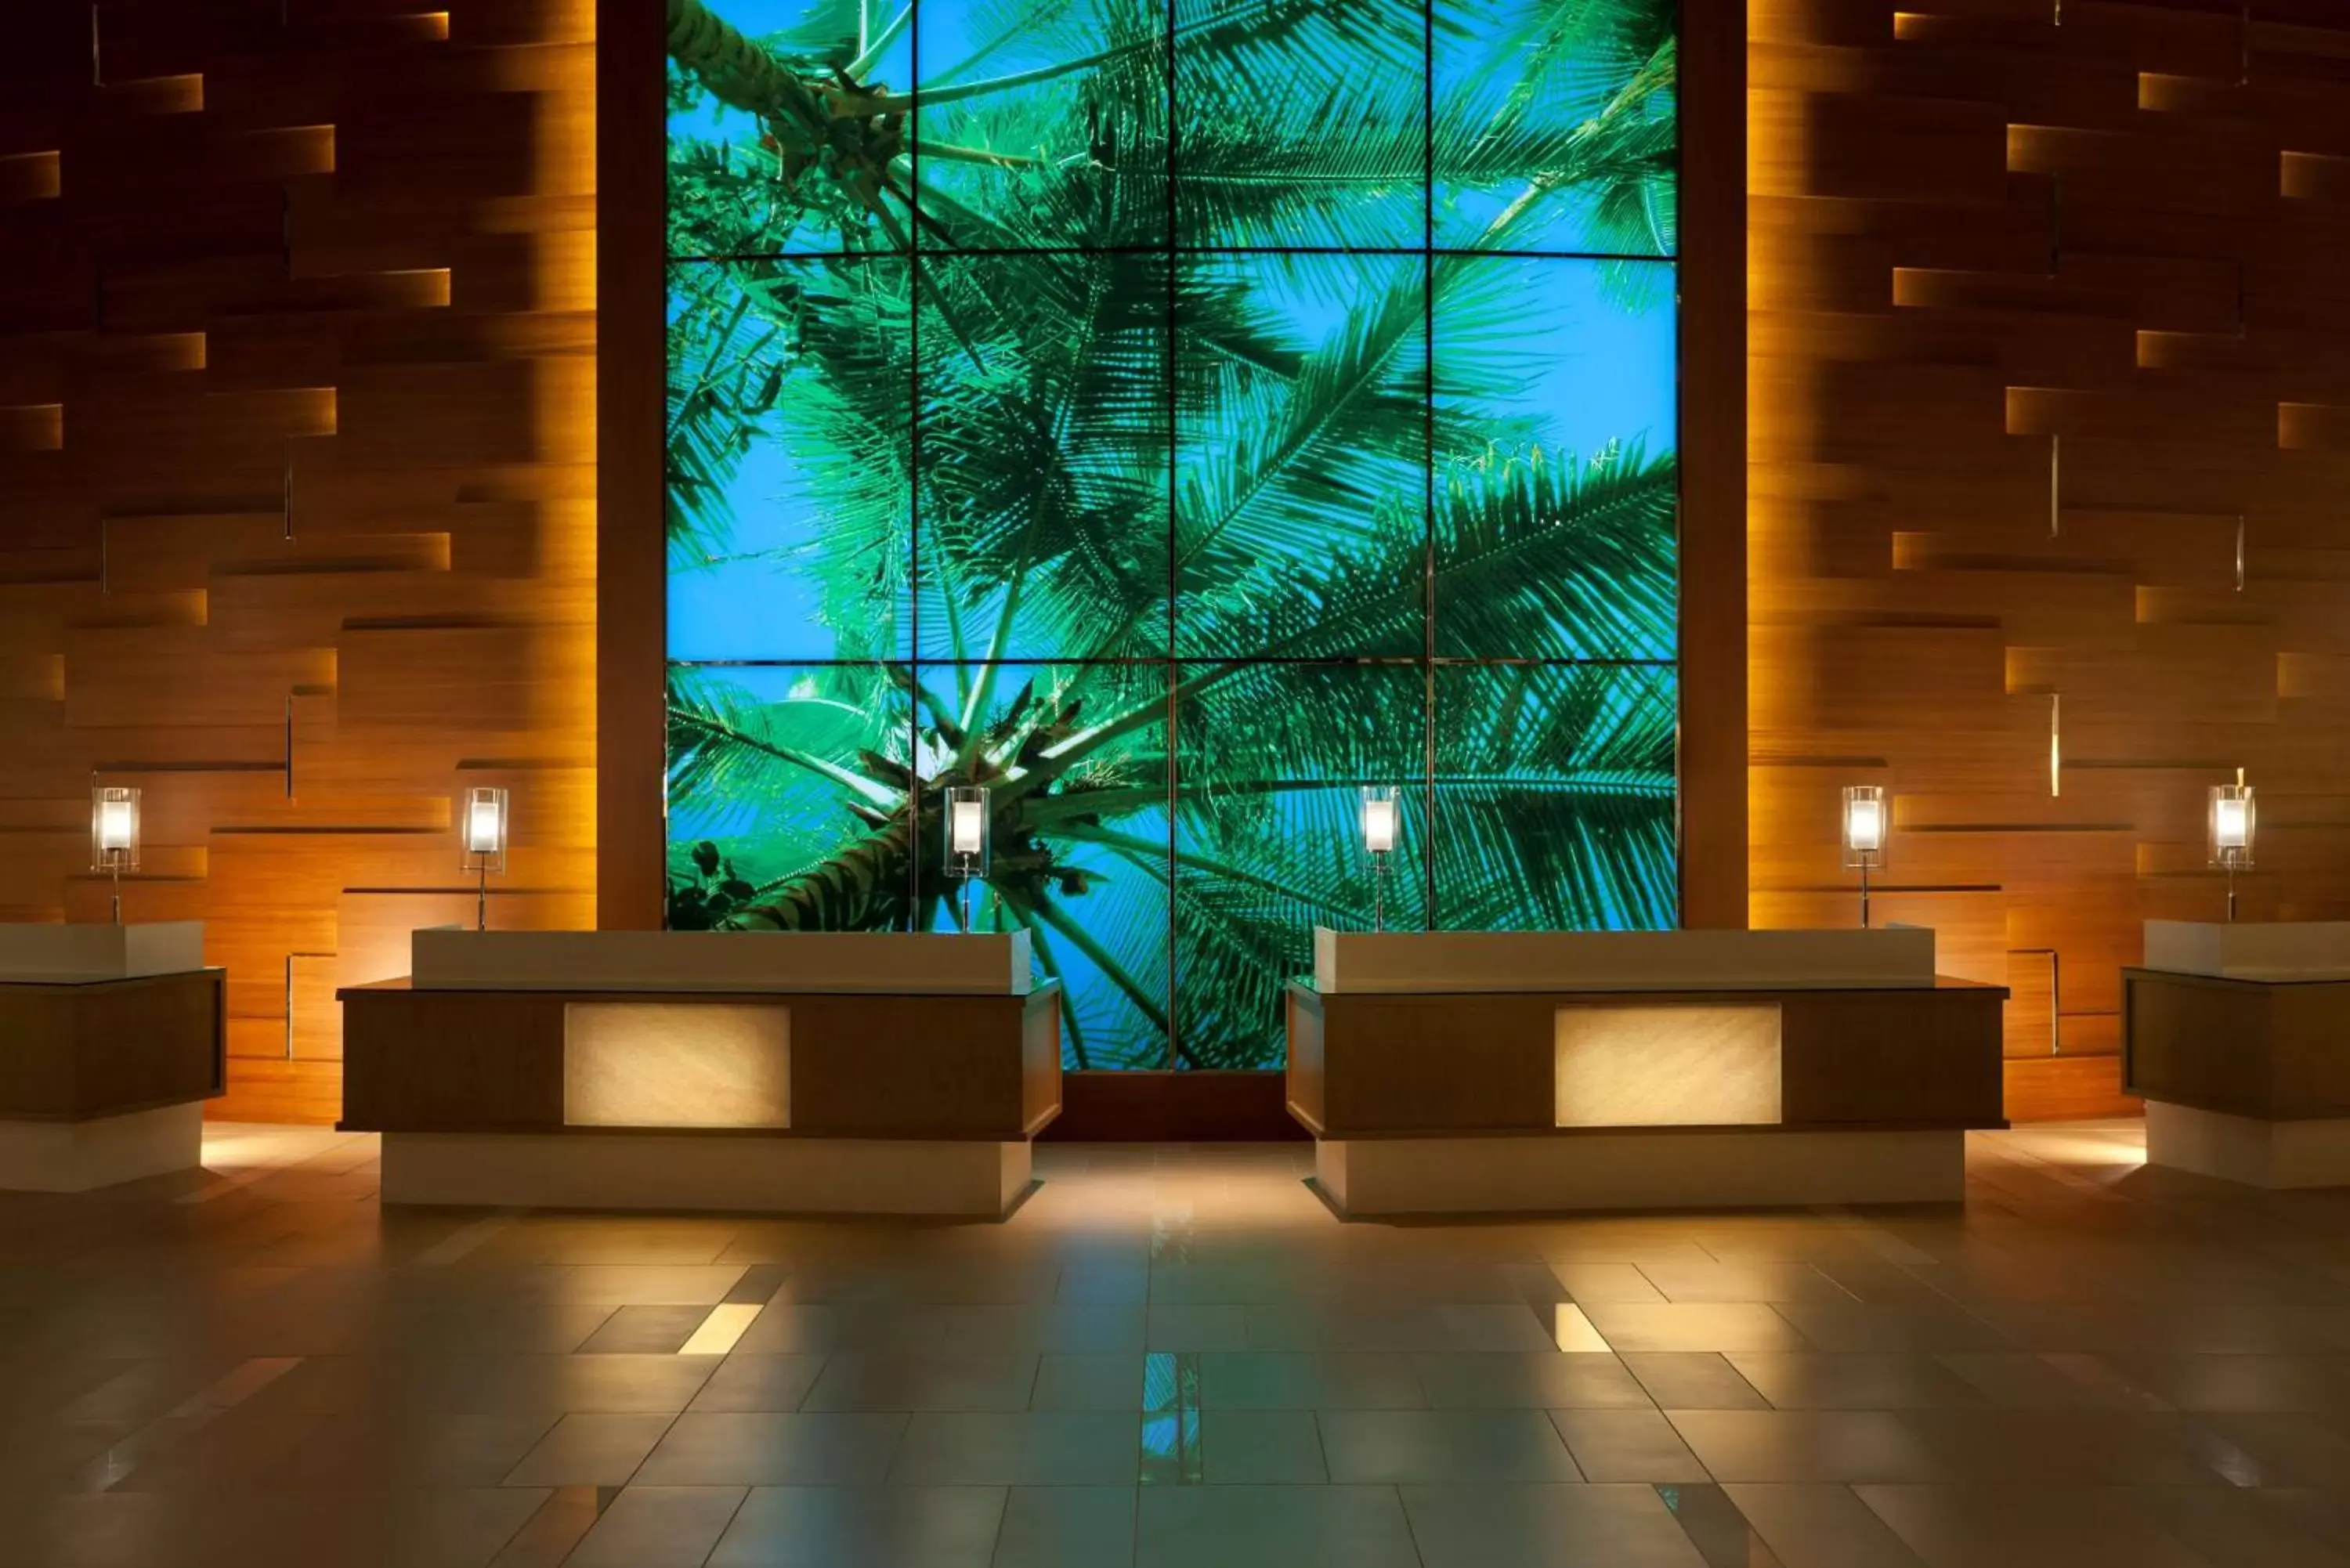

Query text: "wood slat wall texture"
[0, 0, 596, 1122]
[1750, 0, 2350, 1118]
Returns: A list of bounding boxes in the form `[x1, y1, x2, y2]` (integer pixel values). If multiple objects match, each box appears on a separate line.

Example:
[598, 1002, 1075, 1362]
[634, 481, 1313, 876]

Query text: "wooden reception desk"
[1287, 927, 2005, 1216]
[0, 922, 225, 1191]
[340, 930, 1061, 1217]
[2126, 919, 2350, 1188]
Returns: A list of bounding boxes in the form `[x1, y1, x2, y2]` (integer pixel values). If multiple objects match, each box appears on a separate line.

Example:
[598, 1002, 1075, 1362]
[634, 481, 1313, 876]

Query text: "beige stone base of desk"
[2144, 1102, 2350, 1190]
[381, 1131, 1034, 1217]
[1315, 1128, 1965, 1216]
[0, 1102, 206, 1193]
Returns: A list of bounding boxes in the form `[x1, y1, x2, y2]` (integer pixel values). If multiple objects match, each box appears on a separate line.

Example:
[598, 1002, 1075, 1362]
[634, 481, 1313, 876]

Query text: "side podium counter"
[2125, 919, 2350, 1188]
[0, 922, 225, 1192]
[1285, 927, 2006, 1216]
[340, 929, 1061, 1218]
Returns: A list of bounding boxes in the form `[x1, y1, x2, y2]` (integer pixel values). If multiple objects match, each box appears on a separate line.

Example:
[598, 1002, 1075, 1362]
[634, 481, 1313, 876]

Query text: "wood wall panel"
[1752, 0, 2350, 1120]
[0, 0, 595, 1123]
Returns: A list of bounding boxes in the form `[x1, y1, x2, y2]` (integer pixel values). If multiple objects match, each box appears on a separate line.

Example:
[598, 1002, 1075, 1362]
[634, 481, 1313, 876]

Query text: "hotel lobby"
[5, 0, 2350, 1563]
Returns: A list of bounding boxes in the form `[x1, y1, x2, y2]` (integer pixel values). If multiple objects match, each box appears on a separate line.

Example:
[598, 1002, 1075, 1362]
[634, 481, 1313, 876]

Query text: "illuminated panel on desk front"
[564, 1003, 790, 1130]
[1553, 1005, 1782, 1129]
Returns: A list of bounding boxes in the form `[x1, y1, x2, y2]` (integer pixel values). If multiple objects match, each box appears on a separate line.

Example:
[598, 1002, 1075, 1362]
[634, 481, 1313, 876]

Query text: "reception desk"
[2125, 919, 2350, 1188]
[1286, 927, 2005, 1216]
[340, 930, 1061, 1217]
[0, 922, 225, 1191]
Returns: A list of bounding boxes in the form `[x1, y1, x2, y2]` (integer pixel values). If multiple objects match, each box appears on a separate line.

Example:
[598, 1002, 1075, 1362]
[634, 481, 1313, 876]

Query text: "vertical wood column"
[1680, 2, 1752, 930]
[597, 0, 667, 930]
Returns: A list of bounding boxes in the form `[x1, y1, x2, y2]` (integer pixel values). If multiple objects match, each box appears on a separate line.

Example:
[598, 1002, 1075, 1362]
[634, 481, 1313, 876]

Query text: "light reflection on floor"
[1, 1114, 2336, 1567]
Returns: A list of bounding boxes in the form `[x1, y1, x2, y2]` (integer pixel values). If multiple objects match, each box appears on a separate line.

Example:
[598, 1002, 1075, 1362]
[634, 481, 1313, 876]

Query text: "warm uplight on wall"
[146, 75, 206, 114]
[91, 785, 139, 925]
[2049, 692, 2062, 797]
[2048, 433, 2062, 538]
[1842, 786, 1886, 930]
[2283, 152, 2332, 201]
[5, 403, 64, 453]
[1, 150, 61, 201]
[2138, 74, 2193, 112]
[944, 784, 990, 932]
[1361, 785, 1401, 933]
[2209, 779, 2254, 923]
[461, 786, 509, 931]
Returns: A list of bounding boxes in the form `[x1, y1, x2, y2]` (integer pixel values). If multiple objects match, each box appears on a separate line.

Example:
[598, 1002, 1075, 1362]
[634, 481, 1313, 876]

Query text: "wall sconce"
[944, 784, 990, 932]
[2209, 781, 2254, 923]
[1361, 785, 1400, 933]
[1842, 786, 1887, 930]
[460, 786, 508, 931]
[90, 785, 139, 925]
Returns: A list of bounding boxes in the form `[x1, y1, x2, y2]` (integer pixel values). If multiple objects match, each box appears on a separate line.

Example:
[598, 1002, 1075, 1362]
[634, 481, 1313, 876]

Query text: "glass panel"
[1175, 660, 1427, 1069]
[1173, 251, 1426, 659]
[664, 662, 916, 931]
[667, 258, 913, 662]
[664, 1, 1688, 1072]
[913, 662, 1171, 1071]
[913, 0, 1171, 251]
[915, 252, 1172, 662]
[667, 0, 915, 257]
[1173, 0, 1425, 251]
[1430, 662, 1677, 932]
[1431, 0, 1677, 255]
[1432, 255, 1676, 660]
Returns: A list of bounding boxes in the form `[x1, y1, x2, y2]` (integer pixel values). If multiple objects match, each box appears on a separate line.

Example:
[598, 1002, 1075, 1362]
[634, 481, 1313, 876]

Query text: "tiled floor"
[9, 1120, 2350, 1564]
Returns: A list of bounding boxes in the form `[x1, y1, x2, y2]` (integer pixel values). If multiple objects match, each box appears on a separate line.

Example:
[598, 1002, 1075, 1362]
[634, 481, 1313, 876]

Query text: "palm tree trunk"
[728, 815, 916, 930]
[667, 0, 830, 148]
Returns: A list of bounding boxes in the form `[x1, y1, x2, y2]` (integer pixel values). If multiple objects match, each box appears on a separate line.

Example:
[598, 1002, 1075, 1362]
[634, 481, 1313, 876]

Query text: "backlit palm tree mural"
[663, 0, 1681, 1069]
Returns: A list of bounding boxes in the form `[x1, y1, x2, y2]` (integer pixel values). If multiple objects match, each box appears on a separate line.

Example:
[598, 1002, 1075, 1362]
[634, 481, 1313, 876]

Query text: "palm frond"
[915, 251, 1171, 657]
[665, 278, 776, 565]
[1449, 0, 1675, 146]
[1173, 254, 1426, 600]
[667, 683, 896, 812]
[1434, 441, 1676, 661]
[667, 256, 914, 650]
[1434, 0, 1677, 255]
[1430, 662, 1678, 930]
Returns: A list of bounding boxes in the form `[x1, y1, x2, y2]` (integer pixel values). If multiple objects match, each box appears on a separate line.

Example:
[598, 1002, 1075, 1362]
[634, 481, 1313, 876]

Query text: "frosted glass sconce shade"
[1360, 786, 1400, 858]
[91, 786, 139, 873]
[943, 785, 991, 934]
[2209, 784, 2254, 869]
[944, 786, 991, 880]
[461, 786, 509, 872]
[1842, 786, 1886, 868]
